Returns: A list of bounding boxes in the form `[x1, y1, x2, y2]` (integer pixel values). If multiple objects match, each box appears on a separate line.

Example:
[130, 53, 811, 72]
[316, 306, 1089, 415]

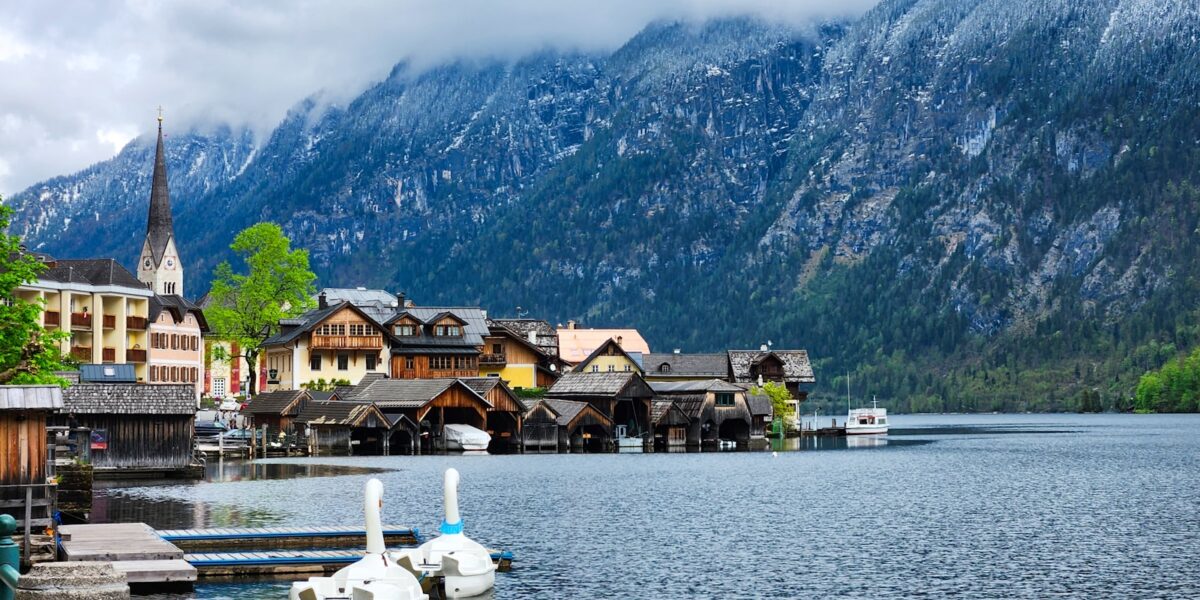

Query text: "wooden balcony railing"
[44, 311, 60, 326]
[70, 312, 92, 328]
[126, 349, 147, 362]
[479, 353, 507, 366]
[102, 314, 116, 329]
[70, 347, 91, 361]
[310, 335, 383, 350]
[101, 347, 116, 362]
[126, 316, 148, 330]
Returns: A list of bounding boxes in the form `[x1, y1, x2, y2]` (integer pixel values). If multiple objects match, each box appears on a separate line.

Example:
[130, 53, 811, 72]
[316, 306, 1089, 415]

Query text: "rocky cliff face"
[8, 1, 1200, 404]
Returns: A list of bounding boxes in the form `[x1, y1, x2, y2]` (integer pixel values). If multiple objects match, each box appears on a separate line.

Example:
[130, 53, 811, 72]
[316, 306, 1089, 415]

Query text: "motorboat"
[614, 424, 644, 452]
[393, 468, 496, 599]
[718, 439, 737, 450]
[289, 479, 427, 600]
[846, 397, 889, 435]
[443, 424, 491, 452]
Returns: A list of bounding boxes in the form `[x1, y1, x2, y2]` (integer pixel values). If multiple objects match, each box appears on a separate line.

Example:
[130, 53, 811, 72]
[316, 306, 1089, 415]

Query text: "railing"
[70, 312, 91, 328]
[101, 347, 116, 362]
[70, 347, 91, 361]
[479, 353, 507, 366]
[126, 348, 147, 362]
[310, 335, 383, 350]
[0, 483, 57, 569]
[101, 314, 116, 329]
[126, 315, 148, 329]
[43, 311, 60, 327]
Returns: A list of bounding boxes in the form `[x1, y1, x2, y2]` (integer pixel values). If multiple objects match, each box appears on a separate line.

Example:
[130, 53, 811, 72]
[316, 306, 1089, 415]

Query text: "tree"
[0, 202, 69, 385]
[754, 381, 796, 422]
[205, 223, 316, 395]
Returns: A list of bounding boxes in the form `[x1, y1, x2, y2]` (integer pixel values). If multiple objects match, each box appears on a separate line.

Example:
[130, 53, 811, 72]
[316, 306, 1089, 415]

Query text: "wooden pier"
[158, 525, 420, 551]
[185, 549, 514, 577]
[58, 523, 197, 588]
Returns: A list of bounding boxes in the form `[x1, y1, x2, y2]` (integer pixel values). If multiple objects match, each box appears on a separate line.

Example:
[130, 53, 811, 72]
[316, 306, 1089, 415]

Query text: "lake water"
[102, 414, 1200, 599]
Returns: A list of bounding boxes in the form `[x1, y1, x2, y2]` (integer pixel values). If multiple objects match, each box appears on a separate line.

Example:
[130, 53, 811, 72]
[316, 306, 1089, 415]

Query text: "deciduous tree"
[0, 202, 69, 385]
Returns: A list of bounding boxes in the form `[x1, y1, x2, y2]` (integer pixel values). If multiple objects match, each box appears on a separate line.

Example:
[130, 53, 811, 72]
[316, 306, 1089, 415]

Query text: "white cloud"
[0, 0, 879, 196]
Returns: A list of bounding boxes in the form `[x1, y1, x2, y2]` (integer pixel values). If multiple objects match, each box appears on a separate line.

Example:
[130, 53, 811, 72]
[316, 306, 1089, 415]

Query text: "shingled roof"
[727, 350, 816, 384]
[542, 398, 612, 428]
[261, 301, 384, 347]
[649, 379, 745, 394]
[242, 390, 308, 416]
[40, 258, 149, 291]
[643, 353, 729, 378]
[351, 379, 491, 410]
[295, 401, 388, 427]
[489, 319, 559, 357]
[746, 392, 773, 417]
[546, 371, 653, 398]
[150, 294, 210, 331]
[62, 383, 195, 415]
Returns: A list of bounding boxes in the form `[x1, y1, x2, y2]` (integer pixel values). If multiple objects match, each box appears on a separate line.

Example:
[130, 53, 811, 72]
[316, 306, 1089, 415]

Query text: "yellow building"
[17, 257, 154, 381]
[260, 297, 388, 392]
[572, 338, 644, 375]
[479, 321, 561, 389]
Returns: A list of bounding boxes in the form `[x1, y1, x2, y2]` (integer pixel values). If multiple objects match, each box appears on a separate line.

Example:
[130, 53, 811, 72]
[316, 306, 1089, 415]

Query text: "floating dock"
[157, 525, 420, 551]
[186, 549, 514, 577]
[58, 523, 198, 588]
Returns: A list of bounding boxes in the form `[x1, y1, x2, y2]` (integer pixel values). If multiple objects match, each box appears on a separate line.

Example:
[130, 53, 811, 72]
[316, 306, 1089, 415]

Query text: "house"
[523, 398, 613, 453]
[59, 382, 199, 477]
[259, 296, 389, 392]
[727, 348, 815, 401]
[480, 320, 562, 388]
[198, 295, 241, 400]
[649, 380, 755, 449]
[545, 371, 654, 446]
[650, 399, 691, 449]
[386, 306, 488, 379]
[147, 294, 208, 402]
[489, 318, 559, 360]
[556, 321, 649, 367]
[461, 377, 527, 453]
[349, 378, 493, 453]
[642, 353, 729, 382]
[15, 256, 154, 380]
[241, 389, 310, 432]
[572, 338, 644, 375]
[295, 401, 397, 456]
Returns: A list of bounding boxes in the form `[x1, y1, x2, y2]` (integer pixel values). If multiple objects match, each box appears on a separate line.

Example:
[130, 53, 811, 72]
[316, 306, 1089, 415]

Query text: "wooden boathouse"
[241, 389, 309, 433]
[295, 401, 392, 456]
[0, 385, 62, 560]
[649, 379, 755, 448]
[461, 377, 526, 453]
[522, 398, 613, 453]
[650, 399, 691, 449]
[545, 371, 654, 445]
[351, 378, 492, 453]
[59, 382, 199, 477]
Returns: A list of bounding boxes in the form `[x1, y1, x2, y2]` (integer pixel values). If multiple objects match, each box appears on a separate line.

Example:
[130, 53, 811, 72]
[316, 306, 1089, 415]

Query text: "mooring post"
[0, 514, 20, 600]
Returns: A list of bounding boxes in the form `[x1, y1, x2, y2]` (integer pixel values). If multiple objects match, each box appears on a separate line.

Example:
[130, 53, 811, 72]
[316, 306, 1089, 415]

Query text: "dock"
[157, 525, 420, 551]
[58, 523, 197, 588]
[186, 549, 514, 577]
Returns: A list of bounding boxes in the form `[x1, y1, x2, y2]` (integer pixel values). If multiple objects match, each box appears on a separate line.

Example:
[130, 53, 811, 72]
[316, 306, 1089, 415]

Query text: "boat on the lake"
[846, 397, 889, 435]
[614, 424, 644, 452]
[443, 423, 491, 452]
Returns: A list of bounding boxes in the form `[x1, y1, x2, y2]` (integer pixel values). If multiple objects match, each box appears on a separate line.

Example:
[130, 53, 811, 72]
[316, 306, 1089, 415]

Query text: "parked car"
[218, 400, 242, 412]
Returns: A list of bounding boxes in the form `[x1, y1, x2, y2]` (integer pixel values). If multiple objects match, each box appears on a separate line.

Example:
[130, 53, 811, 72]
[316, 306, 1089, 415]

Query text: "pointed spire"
[146, 111, 174, 266]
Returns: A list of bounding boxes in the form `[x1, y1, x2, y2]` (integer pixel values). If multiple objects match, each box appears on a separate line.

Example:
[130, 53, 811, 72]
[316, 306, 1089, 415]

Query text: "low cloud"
[0, 0, 878, 196]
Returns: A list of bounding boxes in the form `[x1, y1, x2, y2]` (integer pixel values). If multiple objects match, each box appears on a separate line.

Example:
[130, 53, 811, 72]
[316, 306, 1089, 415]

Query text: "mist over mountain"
[9, 0, 1200, 409]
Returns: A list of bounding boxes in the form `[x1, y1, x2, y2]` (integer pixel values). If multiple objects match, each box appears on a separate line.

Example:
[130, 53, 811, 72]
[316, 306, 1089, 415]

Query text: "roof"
[318, 288, 401, 323]
[557, 328, 649, 364]
[340, 373, 387, 399]
[575, 338, 645, 374]
[664, 394, 707, 419]
[643, 353, 728, 378]
[62, 383, 195, 415]
[352, 379, 491, 410]
[145, 120, 175, 266]
[0, 386, 64, 411]
[261, 301, 384, 347]
[40, 258, 147, 291]
[79, 364, 137, 384]
[242, 390, 308, 416]
[546, 371, 651, 398]
[295, 401, 387, 427]
[306, 390, 340, 402]
[649, 380, 745, 394]
[542, 398, 611, 428]
[490, 319, 558, 357]
[746, 392, 773, 417]
[460, 377, 529, 412]
[728, 350, 815, 384]
[650, 399, 674, 424]
[150, 294, 210, 331]
[387, 307, 489, 349]
[486, 323, 552, 361]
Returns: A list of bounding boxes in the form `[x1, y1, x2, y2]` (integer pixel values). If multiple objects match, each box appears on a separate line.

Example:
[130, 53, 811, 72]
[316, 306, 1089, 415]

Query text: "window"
[435, 324, 462, 337]
[716, 392, 735, 407]
[349, 323, 368, 336]
[149, 366, 156, 381]
[212, 377, 226, 398]
[337, 354, 349, 370]
[170, 366, 178, 382]
[659, 363, 671, 373]
[405, 356, 415, 370]
[591, 365, 599, 372]
[170, 334, 178, 349]
[366, 354, 377, 370]
[316, 323, 346, 336]
[624, 364, 631, 372]
[395, 324, 416, 336]
[607, 364, 615, 372]
[310, 355, 321, 371]
[492, 343, 503, 355]
[454, 356, 475, 370]
[430, 356, 454, 370]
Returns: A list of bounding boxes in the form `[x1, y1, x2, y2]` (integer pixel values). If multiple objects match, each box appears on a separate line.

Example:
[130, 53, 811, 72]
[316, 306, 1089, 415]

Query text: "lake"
[105, 414, 1200, 599]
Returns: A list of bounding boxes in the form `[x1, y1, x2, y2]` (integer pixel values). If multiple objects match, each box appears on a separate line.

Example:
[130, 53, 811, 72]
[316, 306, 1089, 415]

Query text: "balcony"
[102, 347, 116, 362]
[126, 349, 147, 362]
[102, 314, 116, 329]
[70, 312, 92, 328]
[44, 311, 60, 327]
[479, 353, 507, 367]
[126, 316, 148, 330]
[310, 335, 383, 350]
[70, 347, 91, 361]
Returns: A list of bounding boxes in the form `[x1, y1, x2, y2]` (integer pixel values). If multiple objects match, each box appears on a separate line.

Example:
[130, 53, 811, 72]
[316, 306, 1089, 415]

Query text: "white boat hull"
[845, 426, 888, 435]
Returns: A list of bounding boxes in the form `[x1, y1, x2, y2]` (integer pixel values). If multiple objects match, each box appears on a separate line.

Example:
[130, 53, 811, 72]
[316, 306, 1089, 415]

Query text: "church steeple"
[138, 109, 184, 297]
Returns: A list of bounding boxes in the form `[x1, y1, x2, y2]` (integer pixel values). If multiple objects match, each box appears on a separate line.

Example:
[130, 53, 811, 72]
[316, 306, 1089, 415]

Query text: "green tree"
[754, 381, 796, 422]
[0, 202, 69, 385]
[205, 223, 316, 395]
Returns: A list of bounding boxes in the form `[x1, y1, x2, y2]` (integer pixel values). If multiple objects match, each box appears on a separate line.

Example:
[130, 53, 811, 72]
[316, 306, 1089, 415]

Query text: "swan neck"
[365, 478, 385, 554]
[442, 469, 461, 534]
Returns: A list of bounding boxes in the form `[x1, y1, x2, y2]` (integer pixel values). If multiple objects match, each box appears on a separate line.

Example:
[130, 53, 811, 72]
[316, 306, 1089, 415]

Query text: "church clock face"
[143, 258, 151, 269]
[166, 258, 175, 269]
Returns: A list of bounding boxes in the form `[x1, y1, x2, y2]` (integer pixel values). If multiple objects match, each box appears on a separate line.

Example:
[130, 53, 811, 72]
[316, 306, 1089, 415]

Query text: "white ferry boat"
[845, 398, 889, 435]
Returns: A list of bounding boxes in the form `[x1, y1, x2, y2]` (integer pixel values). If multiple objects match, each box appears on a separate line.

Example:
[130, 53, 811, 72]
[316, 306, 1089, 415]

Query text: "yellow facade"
[263, 306, 388, 391]
[578, 354, 639, 374]
[479, 364, 538, 388]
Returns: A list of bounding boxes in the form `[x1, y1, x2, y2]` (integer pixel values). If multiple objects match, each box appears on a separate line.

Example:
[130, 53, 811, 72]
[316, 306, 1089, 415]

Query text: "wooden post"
[22, 487, 32, 560]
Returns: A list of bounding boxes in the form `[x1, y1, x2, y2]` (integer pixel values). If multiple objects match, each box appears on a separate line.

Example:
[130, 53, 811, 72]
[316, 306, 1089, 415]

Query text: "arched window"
[659, 363, 671, 373]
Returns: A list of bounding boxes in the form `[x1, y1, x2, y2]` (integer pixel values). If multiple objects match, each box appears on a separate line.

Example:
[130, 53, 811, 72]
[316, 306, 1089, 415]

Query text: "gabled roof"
[306, 390, 340, 402]
[351, 378, 491, 410]
[460, 376, 528, 412]
[643, 353, 728, 378]
[317, 288, 400, 324]
[339, 373, 387, 399]
[546, 371, 654, 399]
[242, 390, 308, 416]
[664, 394, 707, 419]
[574, 338, 645, 374]
[746, 392, 773, 417]
[490, 319, 558, 357]
[557, 327, 649, 364]
[649, 379, 745, 394]
[261, 301, 385, 347]
[650, 399, 690, 426]
[150, 294, 210, 331]
[728, 350, 815, 383]
[543, 398, 613, 429]
[40, 258, 148, 291]
[385, 307, 489, 349]
[0, 385, 63, 411]
[63, 383, 195, 415]
[296, 401, 388, 427]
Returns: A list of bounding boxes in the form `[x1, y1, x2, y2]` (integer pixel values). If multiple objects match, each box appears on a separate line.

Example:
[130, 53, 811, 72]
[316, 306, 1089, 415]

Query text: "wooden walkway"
[58, 523, 198, 586]
[186, 548, 514, 577]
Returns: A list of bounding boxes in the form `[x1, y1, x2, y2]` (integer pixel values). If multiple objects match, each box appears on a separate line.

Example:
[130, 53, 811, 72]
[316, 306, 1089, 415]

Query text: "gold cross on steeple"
[157, 105, 164, 123]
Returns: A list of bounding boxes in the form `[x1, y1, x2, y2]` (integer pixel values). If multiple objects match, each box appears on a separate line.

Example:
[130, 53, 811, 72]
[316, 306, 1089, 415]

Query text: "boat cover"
[444, 424, 491, 448]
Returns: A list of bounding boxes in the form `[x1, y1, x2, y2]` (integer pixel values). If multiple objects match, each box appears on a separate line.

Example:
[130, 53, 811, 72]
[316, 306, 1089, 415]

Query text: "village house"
[479, 320, 562, 388]
[147, 295, 207, 402]
[241, 389, 310, 433]
[556, 321, 649, 368]
[727, 348, 816, 403]
[571, 337, 644, 374]
[545, 371, 654, 445]
[649, 379, 755, 449]
[259, 297, 389, 392]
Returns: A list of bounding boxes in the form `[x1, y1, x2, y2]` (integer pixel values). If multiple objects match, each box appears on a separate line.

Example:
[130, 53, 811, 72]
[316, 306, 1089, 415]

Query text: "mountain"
[8, 1, 1200, 411]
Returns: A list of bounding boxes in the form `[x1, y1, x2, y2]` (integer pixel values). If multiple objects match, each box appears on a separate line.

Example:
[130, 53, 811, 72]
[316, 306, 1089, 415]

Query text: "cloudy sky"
[0, 0, 877, 196]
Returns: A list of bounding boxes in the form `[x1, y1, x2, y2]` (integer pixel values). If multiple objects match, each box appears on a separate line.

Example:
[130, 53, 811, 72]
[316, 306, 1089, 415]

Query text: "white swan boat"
[443, 424, 491, 452]
[289, 479, 427, 600]
[846, 398, 889, 435]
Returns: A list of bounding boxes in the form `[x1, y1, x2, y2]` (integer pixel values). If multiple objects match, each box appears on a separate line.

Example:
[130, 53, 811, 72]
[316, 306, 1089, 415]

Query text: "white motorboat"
[289, 479, 427, 600]
[443, 424, 491, 452]
[846, 398, 889, 435]
[614, 424, 644, 452]
[393, 468, 496, 599]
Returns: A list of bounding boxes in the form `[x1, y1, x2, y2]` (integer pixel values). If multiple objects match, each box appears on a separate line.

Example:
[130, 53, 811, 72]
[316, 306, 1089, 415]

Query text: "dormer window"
[659, 363, 671, 373]
[435, 324, 462, 337]
[395, 324, 417, 337]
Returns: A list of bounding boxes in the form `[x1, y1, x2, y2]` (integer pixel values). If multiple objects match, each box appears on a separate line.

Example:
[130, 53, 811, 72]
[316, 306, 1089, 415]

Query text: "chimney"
[396, 291, 406, 307]
[760, 344, 769, 352]
[528, 331, 538, 344]
[318, 292, 328, 310]
[616, 335, 624, 347]
[673, 348, 681, 354]
[567, 320, 577, 330]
